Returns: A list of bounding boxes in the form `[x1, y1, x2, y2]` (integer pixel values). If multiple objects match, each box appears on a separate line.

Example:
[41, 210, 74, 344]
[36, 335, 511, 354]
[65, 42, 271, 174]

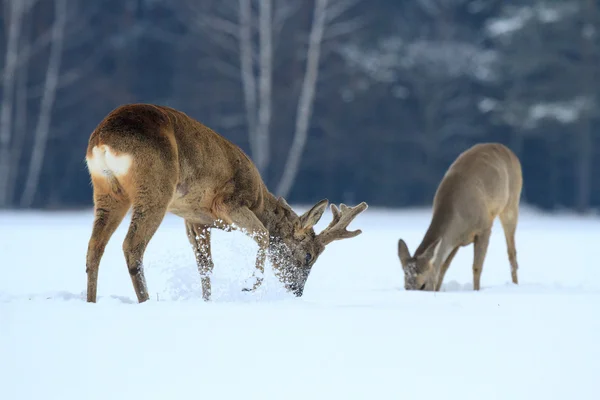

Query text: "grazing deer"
[84, 104, 367, 303]
[397, 143, 522, 292]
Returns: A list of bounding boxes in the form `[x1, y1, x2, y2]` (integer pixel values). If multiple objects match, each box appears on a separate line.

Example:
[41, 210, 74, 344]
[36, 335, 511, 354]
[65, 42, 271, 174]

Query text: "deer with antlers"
[397, 143, 522, 292]
[84, 104, 367, 303]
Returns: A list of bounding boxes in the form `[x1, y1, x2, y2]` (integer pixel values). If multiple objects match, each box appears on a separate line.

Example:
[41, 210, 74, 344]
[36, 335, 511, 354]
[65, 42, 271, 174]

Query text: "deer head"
[397, 238, 441, 291]
[267, 198, 368, 296]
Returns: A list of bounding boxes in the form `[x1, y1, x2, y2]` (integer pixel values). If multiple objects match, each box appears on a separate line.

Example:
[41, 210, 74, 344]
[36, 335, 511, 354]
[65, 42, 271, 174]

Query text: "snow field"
[1, 206, 599, 399]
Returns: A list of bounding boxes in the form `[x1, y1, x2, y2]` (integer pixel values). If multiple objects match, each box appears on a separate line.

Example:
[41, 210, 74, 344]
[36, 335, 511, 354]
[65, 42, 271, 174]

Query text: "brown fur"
[397, 143, 523, 292]
[84, 104, 368, 303]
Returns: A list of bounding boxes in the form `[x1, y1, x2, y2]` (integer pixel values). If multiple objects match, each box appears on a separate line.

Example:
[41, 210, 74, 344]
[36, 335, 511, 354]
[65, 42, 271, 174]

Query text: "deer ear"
[299, 199, 328, 231]
[398, 239, 411, 268]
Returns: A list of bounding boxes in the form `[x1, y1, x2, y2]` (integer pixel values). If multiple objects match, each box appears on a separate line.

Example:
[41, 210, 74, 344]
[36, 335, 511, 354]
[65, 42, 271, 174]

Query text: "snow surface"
[1, 206, 600, 399]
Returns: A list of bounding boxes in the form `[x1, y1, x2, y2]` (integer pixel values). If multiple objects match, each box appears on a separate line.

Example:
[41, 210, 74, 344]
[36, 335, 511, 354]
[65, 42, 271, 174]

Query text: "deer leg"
[185, 221, 214, 301]
[435, 246, 459, 292]
[500, 206, 520, 285]
[86, 179, 130, 303]
[223, 207, 269, 293]
[472, 228, 492, 291]
[122, 193, 172, 303]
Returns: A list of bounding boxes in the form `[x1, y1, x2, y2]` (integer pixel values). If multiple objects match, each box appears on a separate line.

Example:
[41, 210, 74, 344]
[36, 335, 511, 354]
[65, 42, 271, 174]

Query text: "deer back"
[87, 104, 268, 221]
[432, 143, 522, 241]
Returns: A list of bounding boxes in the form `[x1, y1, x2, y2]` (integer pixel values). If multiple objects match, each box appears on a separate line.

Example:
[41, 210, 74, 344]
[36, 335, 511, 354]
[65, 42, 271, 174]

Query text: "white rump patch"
[86, 145, 132, 178]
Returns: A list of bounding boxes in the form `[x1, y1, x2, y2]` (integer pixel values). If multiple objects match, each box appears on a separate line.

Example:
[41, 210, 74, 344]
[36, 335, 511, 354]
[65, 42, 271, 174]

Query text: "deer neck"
[254, 188, 297, 240]
[415, 209, 456, 269]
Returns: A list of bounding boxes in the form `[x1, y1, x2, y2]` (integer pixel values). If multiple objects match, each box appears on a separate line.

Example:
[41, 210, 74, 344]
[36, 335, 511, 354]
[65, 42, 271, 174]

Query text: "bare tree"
[239, 0, 258, 162]
[275, 0, 329, 197]
[575, 0, 598, 213]
[274, 0, 364, 197]
[6, 10, 31, 203]
[237, 0, 273, 175]
[0, 0, 106, 208]
[172, 0, 283, 177]
[170, 0, 361, 193]
[255, 0, 273, 175]
[0, 0, 26, 207]
[20, 0, 68, 207]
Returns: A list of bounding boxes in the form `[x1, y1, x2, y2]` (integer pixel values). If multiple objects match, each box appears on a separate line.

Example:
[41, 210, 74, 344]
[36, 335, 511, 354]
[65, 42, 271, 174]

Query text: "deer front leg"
[472, 228, 492, 291]
[185, 221, 214, 301]
[224, 207, 269, 293]
[435, 246, 459, 292]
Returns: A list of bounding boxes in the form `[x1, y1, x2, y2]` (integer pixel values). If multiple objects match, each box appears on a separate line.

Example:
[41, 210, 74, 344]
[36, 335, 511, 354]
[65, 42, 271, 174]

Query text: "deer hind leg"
[86, 178, 131, 303]
[185, 222, 214, 301]
[122, 196, 171, 303]
[122, 170, 176, 303]
[472, 227, 492, 291]
[435, 246, 459, 292]
[222, 206, 269, 293]
[500, 205, 520, 285]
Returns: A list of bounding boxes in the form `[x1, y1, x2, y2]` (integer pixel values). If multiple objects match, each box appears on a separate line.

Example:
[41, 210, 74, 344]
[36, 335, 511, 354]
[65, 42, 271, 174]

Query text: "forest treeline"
[0, 0, 598, 211]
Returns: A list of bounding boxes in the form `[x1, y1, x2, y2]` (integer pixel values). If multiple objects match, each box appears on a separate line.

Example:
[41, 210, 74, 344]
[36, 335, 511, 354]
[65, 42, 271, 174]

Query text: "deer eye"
[305, 253, 312, 264]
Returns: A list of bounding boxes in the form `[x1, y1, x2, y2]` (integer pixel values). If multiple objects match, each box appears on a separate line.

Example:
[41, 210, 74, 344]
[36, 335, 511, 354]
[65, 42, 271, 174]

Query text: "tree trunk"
[0, 0, 25, 208]
[255, 0, 273, 178]
[6, 34, 30, 203]
[238, 0, 258, 165]
[276, 0, 328, 198]
[20, 0, 67, 208]
[575, 0, 597, 214]
[576, 117, 592, 214]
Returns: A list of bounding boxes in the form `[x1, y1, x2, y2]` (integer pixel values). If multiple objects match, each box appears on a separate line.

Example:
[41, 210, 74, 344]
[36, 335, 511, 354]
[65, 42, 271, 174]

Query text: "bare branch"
[199, 57, 242, 79]
[178, 0, 240, 38]
[324, 16, 366, 40]
[26, 42, 111, 98]
[325, 0, 360, 23]
[212, 113, 247, 130]
[203, 29, 241, 55]
[0, 0, 102, 77]
[195, 15, 240, 38]
[1, 0, 100, 76]
[273, 0, 302, 34]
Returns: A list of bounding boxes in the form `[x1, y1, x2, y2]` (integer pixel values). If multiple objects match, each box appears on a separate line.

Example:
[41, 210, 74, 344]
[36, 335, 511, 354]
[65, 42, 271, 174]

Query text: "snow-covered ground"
[1, 206, 599, 399]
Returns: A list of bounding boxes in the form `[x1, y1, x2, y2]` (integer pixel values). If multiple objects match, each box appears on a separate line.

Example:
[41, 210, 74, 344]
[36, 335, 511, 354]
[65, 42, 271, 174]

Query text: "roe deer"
[84, 104, 367, 303]
[397, 143, 522, 292]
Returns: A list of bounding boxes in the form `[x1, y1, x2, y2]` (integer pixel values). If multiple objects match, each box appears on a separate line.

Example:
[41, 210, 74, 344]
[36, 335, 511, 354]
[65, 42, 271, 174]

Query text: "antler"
[317, 202, 368, 245]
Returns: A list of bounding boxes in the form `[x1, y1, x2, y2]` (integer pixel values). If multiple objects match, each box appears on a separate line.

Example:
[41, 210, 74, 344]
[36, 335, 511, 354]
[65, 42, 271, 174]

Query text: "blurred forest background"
[0, 0, 598, 212]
